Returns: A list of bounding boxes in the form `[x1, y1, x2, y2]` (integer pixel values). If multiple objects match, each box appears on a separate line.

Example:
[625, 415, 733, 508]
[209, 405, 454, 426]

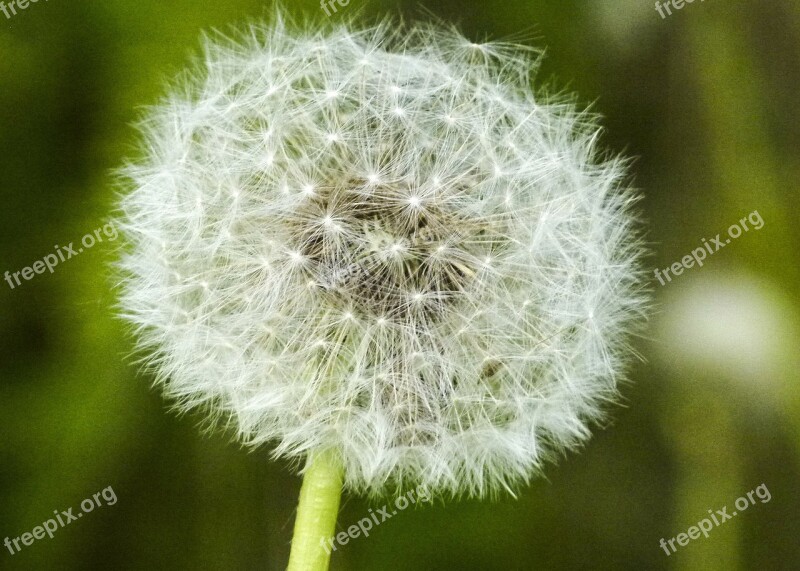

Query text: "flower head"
[118, 15, 647, 497]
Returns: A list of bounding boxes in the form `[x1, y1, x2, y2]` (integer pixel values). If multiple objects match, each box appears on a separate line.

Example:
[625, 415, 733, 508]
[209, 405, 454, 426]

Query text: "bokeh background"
[1, 1, 798, 569]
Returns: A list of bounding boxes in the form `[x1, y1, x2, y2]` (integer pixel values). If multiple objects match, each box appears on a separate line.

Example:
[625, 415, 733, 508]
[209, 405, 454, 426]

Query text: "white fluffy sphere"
[118, 16, 647, 497]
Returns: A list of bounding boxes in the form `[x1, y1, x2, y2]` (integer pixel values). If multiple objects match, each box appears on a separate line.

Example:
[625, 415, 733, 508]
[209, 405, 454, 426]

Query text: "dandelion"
[117, 13, 647, 570]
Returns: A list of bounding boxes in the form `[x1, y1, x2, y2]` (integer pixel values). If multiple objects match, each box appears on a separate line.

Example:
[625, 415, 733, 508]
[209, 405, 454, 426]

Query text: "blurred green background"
[1, 1, 798, 569]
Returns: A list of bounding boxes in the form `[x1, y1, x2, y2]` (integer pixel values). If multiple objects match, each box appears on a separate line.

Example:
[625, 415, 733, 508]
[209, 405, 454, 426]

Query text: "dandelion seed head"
[117, 14, 647, 497]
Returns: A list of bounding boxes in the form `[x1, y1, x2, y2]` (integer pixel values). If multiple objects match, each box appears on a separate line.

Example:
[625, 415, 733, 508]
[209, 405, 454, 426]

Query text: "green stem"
[287, 449, 344, 571]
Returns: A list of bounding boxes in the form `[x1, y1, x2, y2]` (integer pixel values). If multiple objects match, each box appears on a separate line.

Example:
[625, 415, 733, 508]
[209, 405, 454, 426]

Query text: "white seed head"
[117, 15, 648, 497]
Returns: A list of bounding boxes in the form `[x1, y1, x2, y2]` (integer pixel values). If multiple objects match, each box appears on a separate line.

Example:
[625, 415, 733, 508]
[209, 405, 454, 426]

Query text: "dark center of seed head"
[288, 179, 491, 320]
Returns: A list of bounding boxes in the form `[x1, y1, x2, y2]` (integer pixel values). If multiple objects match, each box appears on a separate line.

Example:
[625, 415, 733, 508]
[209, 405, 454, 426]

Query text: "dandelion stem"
[287, 449, 343, 571]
